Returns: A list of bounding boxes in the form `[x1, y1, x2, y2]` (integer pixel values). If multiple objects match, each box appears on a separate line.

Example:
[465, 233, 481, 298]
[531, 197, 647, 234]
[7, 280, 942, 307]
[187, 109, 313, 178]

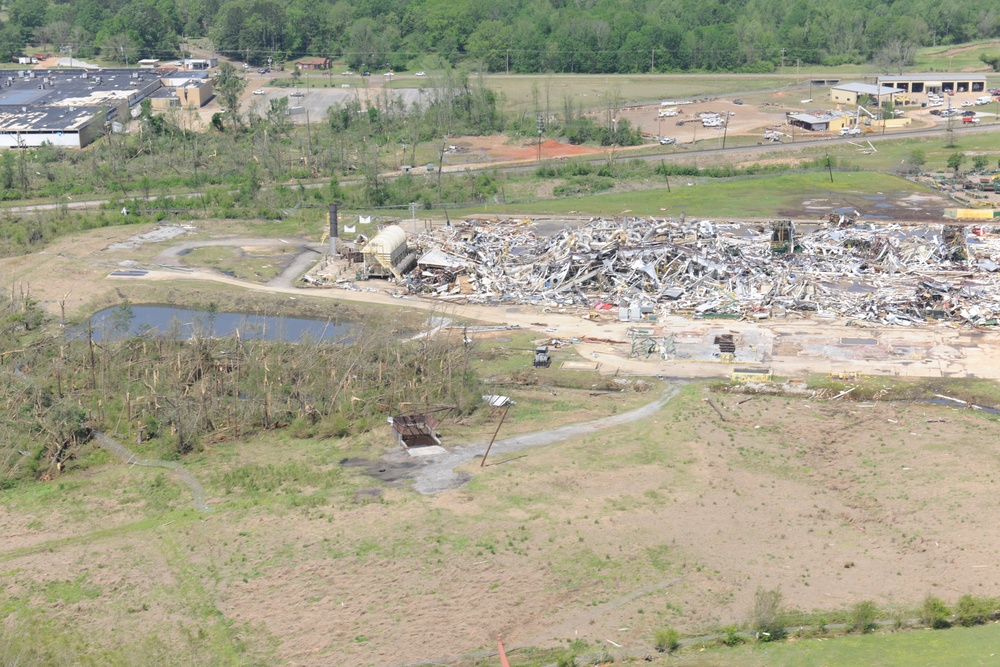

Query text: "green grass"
[182, 245, 288, 283]
[825, 129, 1000, 174]
[456, 171, 926, 218]
[479, 73, 795, 113]
[913, 40, 1000, 72]
[687, 623, 1000, 666]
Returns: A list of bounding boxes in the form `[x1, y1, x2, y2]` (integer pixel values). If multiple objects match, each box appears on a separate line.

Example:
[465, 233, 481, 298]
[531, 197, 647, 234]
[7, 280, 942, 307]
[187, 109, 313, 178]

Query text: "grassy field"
[5, 371, 1000, 665]
[476, 74, 795, 114]
[455, 171, 926, 218]
[673, 623, 1000, 667]
[181, 245, 291, 283]
[913, 40, 1000, 72]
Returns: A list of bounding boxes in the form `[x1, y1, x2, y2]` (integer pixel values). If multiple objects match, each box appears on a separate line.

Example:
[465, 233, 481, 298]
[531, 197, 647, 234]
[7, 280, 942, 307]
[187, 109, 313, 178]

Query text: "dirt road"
[127, 253, 1000, 383]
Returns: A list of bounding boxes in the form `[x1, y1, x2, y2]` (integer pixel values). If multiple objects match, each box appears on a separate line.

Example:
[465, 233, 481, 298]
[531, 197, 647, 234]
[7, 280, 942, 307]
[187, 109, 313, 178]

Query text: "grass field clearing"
[455, 171, 927, 218]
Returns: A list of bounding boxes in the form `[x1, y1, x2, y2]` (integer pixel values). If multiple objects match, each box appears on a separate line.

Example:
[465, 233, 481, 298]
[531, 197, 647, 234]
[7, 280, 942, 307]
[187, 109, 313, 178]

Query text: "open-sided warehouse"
[877, 73, 987, 95]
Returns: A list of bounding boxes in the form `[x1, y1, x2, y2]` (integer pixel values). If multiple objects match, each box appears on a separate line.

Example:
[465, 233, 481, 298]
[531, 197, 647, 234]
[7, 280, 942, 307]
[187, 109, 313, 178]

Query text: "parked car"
[659, 137, 675, 145]
[289, 90, 304, 97]
[962, 110, 976, 117]
[961, 100, 974, 108]
[361, 71, 370, 76]
[252, 88, 265, 95]
[414, 71, 426, 76]
[929, 109, 942, 116]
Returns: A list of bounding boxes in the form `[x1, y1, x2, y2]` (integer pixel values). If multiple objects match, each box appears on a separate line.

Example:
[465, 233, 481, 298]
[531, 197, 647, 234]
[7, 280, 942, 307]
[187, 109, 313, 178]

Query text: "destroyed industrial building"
[303, 215, 1000, 327]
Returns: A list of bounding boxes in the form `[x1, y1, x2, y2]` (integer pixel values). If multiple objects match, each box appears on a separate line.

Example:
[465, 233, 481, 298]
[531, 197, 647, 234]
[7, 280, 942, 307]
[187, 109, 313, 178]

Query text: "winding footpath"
[94, 432, 211, 512]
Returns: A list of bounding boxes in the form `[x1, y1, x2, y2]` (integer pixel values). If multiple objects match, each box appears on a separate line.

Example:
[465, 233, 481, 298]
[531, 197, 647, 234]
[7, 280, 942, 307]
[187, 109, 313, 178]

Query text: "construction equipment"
[533, 346, 551, 368]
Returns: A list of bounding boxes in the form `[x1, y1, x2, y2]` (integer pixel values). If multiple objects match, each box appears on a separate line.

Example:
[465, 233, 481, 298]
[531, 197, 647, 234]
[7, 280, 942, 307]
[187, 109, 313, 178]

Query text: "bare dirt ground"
[4, 383, 1000, 666]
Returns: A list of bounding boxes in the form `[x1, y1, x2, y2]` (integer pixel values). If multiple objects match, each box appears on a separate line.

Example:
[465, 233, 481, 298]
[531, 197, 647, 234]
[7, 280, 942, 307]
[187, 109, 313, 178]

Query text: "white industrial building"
[0, 67, 206, 148]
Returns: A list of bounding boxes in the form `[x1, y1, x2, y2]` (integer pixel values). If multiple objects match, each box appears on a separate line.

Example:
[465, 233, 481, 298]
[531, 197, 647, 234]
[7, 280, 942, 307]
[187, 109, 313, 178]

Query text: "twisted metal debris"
[407, 216, 1000, 326]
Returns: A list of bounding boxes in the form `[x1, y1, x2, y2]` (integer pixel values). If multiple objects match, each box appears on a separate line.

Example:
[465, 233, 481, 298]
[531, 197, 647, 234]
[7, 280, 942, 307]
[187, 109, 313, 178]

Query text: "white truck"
[976, 95, 993, 106]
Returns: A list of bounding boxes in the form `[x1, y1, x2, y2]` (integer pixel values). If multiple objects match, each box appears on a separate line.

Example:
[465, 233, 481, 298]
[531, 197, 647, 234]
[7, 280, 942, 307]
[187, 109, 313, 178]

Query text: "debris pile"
[406, 217, 1000, 326]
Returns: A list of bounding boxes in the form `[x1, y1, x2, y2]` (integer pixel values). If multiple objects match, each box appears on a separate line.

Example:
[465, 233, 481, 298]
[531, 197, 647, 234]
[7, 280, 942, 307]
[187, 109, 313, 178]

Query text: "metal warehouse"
[876, 73, 987, 95]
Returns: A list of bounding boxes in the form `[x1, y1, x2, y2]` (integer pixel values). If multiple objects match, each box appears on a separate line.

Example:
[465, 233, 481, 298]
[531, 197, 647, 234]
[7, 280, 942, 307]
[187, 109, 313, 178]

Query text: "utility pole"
[506, 49, 509, 75]
[481, 402, 511, 467]
[651, 48, 655, 73]
[536, 114, 544, 162]
[781, 48, 785, 72]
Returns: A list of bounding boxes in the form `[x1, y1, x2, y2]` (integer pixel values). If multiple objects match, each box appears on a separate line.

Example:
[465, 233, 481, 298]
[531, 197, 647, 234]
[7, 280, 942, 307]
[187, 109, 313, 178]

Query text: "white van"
[976, 95, 993, 105]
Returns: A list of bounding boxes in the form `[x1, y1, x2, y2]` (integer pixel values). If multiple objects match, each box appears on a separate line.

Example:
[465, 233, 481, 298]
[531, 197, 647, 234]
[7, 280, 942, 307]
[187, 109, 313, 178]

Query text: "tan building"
[149, 71, 214, 110]
[787, 110, 855, 132]
[830, 82, 903, 106]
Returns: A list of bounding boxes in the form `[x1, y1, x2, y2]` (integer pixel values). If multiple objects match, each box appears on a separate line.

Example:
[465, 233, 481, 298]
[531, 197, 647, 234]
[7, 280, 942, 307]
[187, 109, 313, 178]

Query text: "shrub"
[848, 600, 879, 634]
[722, 625, 744, 646]
[750, 587, 785, 641]
[954, 594, 996, 627]
[921, 595, 951, 629]
[653, 627, 680, 653]
[552, 175, 614, 197]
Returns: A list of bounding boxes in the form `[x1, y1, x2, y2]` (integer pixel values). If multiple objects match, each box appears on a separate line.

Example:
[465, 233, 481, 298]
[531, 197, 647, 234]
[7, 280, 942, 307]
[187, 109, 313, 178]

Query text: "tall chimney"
[328, 203, 338, 256]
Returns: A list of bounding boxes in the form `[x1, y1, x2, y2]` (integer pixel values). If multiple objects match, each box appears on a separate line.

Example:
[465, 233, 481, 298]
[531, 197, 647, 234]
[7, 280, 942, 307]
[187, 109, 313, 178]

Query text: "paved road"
[409, 382, 684, 494]
[150, 236, 324, 288]
[5, 122, 997, 216]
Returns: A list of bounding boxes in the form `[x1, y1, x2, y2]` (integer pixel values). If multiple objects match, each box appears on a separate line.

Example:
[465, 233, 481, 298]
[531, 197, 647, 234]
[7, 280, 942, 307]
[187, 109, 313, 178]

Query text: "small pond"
[80, 305, 357, 343]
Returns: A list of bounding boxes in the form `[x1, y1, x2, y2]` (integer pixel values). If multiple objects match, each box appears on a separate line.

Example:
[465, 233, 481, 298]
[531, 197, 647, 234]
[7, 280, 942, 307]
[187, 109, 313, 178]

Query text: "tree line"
[0, 0, 997, 73]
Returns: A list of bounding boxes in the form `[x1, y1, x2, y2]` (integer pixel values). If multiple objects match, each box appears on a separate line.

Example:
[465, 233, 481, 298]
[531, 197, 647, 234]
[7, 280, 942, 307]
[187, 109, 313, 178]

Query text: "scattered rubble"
[106, 224, 194, 250]
[304, 215, 1000, 327]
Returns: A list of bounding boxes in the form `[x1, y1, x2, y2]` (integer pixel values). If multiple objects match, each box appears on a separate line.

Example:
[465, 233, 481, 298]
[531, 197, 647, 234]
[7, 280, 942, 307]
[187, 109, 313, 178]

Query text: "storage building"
[829, 82, 903, 105]
[876, 73, 987, 95]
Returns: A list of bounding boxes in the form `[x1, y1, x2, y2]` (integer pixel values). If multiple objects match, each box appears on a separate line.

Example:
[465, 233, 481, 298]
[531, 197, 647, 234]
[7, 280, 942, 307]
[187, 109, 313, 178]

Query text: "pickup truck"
[839, 127, 861, 136]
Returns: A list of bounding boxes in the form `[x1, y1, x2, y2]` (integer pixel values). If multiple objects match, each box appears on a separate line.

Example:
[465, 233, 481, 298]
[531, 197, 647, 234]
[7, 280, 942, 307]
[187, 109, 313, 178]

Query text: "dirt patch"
[779, 189, 953, 221]
[493, 138, 596, 160]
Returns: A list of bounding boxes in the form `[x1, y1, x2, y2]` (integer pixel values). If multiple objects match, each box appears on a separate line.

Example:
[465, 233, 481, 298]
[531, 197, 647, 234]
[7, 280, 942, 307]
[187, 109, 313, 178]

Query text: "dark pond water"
[81, 305, 357, 343]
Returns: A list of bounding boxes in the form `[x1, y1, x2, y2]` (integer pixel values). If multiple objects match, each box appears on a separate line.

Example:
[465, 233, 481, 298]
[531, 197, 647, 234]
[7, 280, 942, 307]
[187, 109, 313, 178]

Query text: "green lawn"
[913, 40, 1000, 73]
[682, 624, 1000, 667]
[456, 171, 927, 218]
